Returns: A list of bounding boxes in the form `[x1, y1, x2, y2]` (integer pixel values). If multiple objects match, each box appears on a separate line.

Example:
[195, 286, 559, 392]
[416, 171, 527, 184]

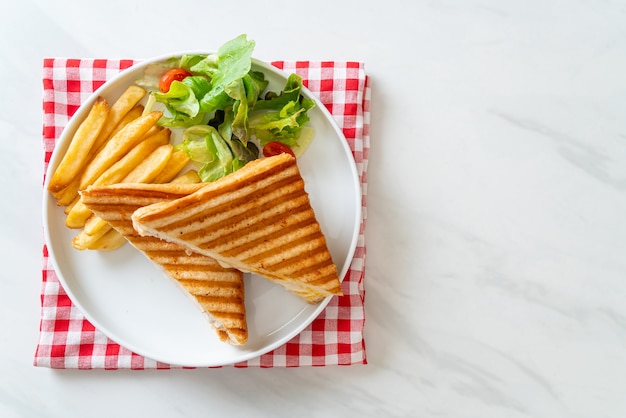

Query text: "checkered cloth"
[35, 58, 370, 369]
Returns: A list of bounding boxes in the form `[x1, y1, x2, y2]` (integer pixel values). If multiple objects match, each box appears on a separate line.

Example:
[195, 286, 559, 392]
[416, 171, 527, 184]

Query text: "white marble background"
[2, 0, 626, 417]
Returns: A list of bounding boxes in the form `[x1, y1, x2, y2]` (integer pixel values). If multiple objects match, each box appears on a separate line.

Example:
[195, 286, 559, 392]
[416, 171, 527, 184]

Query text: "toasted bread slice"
[131, 154, 343, 304]
[81, 182, 248, 345]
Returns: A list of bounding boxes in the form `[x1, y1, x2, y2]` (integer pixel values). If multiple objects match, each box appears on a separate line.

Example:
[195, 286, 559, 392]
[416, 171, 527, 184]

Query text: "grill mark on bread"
[159, 264, 241, 279]
[130, 235, 185, 252]
[267, 246, 333, 275]
[81, 182, 206, 201]
[214, 213, 317, 258]
[135, 157, 296, 226]
[182, 194, 311, 249]
[242, 232, 326, 266]
[163, 176, 305, 239]
[253, 247, 337, 285]
[176, 279, 244, 296]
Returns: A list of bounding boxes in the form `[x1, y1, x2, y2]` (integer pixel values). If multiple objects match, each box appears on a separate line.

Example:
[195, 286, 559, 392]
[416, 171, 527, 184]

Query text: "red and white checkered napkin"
[35, 59, 370, 369]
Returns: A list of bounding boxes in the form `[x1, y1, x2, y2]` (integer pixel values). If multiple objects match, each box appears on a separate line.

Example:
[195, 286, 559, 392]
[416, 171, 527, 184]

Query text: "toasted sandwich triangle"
[132, 153, 343, 304]
[81, 182, 248, 345]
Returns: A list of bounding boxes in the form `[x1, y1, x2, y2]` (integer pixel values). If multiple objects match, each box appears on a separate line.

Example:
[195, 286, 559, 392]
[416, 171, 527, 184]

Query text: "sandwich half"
[131, 153, 343, 304]
[81, 182, 248, 345]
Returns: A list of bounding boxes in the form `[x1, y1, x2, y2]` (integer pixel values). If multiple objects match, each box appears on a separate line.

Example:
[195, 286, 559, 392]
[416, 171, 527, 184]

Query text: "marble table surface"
[3, 0, 626, 417]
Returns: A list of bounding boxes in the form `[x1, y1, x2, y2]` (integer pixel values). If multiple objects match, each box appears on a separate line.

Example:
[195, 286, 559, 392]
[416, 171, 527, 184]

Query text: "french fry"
[87, 228, 127, 251]
[64, 195, 80, 215]
[93, 128, 171, 186]
[122, 144, 174, 183]
[47, 97, 110, 193]
[73, 144, 174, 248]
[170, 170, 202, 184]
[64, 129, 171, 229]
[82, 215, 109, 236]
[106, 104, 144, 143]
[72, 216, 112, 250]
[65, 199, 93, 229]
[91, 86, 146, 153]
[53, 176, 81, 206]
[69, 131, 168, 230]
[139, 125, 163, 143]
[50, 103, 146, 206]
[54, 122, 155, 210]
[79, 110, 163, 190]
[152, 149, 191, 183]
[81, 105, 145, 171]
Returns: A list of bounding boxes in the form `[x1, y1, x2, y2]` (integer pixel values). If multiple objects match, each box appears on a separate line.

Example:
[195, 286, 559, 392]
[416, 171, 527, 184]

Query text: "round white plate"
[42, 52, 361, 367]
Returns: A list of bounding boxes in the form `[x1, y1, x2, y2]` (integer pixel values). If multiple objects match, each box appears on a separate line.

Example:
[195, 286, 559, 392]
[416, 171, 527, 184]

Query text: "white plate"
[42, 52, 361, 367]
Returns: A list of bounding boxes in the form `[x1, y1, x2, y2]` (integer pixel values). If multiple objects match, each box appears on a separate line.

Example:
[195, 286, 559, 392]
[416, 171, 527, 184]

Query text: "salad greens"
[177, 125, 257, 182]
[248, 73, 315, 147]
[136, 34, 315, 182]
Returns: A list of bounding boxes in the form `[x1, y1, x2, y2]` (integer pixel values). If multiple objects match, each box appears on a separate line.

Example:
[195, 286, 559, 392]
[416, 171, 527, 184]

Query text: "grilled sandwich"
[131, 153, 343, 304]
[81, 182, 248, 345]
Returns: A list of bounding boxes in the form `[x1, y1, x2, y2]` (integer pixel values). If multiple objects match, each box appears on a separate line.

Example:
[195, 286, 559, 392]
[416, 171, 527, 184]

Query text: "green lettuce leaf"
[176, 124, 258, 182]
[151, 75, 213, 127]
[248, 74, 316, 146]
[253, 73, 304, 111]
[211, 34, 255, 87]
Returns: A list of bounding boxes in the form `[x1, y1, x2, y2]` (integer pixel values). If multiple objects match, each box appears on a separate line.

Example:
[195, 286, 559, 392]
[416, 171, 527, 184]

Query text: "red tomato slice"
[263, 141, 296, 158]
[159, 68, 192, 93]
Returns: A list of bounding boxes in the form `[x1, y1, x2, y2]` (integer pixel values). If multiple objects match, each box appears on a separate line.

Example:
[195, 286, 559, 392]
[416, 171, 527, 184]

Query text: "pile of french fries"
[47, 85, 201, 251]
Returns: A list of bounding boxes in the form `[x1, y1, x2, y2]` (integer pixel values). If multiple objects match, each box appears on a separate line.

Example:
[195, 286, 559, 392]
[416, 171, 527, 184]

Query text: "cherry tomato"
[159, 68, 192, 93]
[263, 141, 296, 158]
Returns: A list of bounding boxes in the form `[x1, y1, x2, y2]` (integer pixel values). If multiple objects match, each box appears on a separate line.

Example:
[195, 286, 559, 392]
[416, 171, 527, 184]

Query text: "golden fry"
[91, 86, 146, 153]
[82, 215, 109, 236]
[152, 149, 191, 183]
[87, 228, 127, 251]
[71, 216, 112, 250]
[106, 105, 144, 143]
[94, 128, 171, 186]
[64, 195, 80, 215]
[170, 170, 202, 184]
[79, 111, 163, 190]
[143, 125, 162, 138]
[122, 144, 174, 183]
[53, 176, 81, 206]
[65, 199, 92, 229]
[64, 129, 171, 229]
[73, 144, 173, 249]
[83, 105, 145, 167]
[47, 97, 110, 193]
